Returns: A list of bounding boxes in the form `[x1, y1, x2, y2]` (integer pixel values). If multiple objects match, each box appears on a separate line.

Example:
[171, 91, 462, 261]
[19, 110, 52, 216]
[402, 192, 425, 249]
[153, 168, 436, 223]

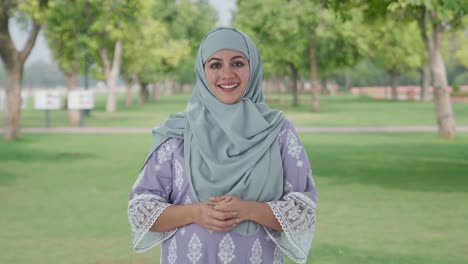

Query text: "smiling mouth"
[218, 83, 239, 92]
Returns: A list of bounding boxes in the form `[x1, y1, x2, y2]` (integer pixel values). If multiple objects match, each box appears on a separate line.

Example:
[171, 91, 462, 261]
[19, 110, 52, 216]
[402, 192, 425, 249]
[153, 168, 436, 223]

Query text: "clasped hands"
[194, 195, 254, 232]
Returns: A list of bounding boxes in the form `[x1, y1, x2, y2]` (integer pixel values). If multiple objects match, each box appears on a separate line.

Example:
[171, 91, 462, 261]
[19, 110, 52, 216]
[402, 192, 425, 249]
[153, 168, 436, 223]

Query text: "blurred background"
[0, 0, 467, 263]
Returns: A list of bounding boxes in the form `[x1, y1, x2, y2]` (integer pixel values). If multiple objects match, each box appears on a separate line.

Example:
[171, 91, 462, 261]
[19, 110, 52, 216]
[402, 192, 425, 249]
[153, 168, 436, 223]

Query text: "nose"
[220, 65, 235, 79]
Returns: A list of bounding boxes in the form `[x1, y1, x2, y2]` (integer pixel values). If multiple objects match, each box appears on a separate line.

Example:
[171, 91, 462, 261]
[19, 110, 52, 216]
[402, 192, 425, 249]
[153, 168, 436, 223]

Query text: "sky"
[9, 0, 236, 65]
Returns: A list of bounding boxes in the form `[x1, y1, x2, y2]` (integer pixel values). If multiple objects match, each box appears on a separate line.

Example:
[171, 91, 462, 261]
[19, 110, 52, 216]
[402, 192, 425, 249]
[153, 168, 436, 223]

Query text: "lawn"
[1, 133, 467, 263]
[17, 92, 468, 128]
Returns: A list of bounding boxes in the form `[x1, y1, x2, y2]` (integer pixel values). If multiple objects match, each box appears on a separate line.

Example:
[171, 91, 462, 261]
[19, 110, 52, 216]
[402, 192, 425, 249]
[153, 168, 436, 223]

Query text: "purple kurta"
[128, 120, 317, 264]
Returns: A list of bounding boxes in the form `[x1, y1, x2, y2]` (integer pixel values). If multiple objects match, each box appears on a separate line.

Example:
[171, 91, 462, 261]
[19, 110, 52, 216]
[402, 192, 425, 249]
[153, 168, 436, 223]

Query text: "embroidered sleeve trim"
[128, 193, 177, 253]
[266, 192, 317, 264]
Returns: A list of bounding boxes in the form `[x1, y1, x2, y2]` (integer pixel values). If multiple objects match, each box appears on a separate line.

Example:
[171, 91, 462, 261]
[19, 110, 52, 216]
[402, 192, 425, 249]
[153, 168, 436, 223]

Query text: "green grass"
[1, 133, 467, 263]
[17, 92, 468, 128]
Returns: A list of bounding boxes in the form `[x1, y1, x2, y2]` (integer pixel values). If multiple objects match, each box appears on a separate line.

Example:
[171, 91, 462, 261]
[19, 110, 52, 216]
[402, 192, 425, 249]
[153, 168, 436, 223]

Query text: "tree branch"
[18, 21, 41, 64]
[99, 47, 111, 78]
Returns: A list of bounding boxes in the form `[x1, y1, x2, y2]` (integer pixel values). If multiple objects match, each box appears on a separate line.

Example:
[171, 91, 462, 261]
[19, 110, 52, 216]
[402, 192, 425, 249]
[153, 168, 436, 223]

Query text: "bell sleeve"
[127, 138, 181, 253]
[265, 121, 318, 264]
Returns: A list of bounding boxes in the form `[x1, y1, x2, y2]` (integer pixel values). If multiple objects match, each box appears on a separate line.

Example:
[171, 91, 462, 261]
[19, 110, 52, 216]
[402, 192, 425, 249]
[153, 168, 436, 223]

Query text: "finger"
[208, 218, 238, 230]
[210, 210, 238, 221]
[209, 196, 224, 202]
[212, 203, 233, 212]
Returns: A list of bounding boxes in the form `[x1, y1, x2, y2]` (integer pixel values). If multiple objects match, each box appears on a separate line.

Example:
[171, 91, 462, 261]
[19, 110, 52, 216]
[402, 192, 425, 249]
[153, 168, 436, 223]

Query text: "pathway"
[3, 126, 467, 134]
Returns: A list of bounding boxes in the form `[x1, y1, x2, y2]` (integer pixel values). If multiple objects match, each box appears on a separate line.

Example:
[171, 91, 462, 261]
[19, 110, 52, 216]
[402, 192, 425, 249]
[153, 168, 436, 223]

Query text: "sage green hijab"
[147, 27, 285, 236]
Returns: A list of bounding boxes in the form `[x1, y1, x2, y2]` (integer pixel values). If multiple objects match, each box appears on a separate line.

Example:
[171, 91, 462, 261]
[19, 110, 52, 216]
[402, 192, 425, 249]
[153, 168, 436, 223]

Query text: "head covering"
[145, 27, 285, 236]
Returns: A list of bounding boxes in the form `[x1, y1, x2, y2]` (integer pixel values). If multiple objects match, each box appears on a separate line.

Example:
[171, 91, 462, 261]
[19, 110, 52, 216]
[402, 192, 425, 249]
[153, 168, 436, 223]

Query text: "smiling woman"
[127, 27, 317, 264]
[204, 50, 250, 104]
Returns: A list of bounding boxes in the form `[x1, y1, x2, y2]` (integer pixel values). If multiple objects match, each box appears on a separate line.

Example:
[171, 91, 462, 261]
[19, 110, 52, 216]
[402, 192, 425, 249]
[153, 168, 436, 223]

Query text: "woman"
[128, 27, 317, 264]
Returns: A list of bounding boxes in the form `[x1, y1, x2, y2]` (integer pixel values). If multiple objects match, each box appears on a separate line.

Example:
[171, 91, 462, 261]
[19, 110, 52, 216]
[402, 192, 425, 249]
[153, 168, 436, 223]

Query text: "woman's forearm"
[246, 201, 283, 232]
[150, 204, 197, 232]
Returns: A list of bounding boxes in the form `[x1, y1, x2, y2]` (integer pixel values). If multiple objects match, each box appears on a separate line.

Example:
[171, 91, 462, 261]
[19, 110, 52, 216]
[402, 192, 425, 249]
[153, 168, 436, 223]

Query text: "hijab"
[145, 27, 285, 236]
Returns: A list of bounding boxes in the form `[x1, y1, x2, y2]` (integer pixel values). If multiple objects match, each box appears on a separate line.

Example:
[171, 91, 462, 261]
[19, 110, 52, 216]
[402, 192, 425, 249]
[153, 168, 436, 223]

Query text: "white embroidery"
[127, 193, 173, 252]
[175, 159, 184, 193]
[180, 227, 186, 236]
[266, 192, 317, 263]
[154, 139, 178, 171]
[273, 245, 283, 264]
[185, 196, 192, 204]
[278, 127, 287, 145]
[187, 233, 202, 263]
[249, 238, 263, 264]
[168, 237, 177, 264]
[218, 233, 236, 264]
[284, 180, 293, 195]
[297, 159, 303, 168]
[154, 164, 161, 171]
[287, 204, 301, 221]
[285, 129, 304, 168]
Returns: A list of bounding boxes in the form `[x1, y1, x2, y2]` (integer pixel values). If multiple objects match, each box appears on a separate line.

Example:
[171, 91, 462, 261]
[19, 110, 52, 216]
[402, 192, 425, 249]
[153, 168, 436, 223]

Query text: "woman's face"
[204, 49, 250, 104]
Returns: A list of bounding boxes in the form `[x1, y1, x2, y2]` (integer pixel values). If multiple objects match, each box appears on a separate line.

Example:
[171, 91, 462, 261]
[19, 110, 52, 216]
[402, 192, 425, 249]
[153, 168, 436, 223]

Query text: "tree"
[326, 0, 467, 138]
[0, 0, 48, 141]
[87, 0, 143, 112]
[234, 0, 310, 107]
[235, 0, 365, 110]
[388, 1, 466, 138]
[44, 0, 91, 125]
[367, 19, 422, 100]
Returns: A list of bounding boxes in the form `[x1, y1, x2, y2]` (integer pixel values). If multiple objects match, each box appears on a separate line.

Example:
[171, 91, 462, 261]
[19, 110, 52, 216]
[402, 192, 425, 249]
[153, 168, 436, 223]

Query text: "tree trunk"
[0, 13, 41, 140]
[429, 22, 456, 139]
[389, 71, 400, 101]
[65, 71, 80, 126]
[165, 79, 173, 95]
[3, 65, 23, 140]
[344, 68, 352, 92]
[99, 39, 122, 113]
[289, 64, 299, 107]
[125, 74, 138, 108]
[152, 82, 161, 101]
[139, 82, 149, 104]
[309, 40, 320, 112]
[416, 6, 432, 102]
[279, 77, 286, 105]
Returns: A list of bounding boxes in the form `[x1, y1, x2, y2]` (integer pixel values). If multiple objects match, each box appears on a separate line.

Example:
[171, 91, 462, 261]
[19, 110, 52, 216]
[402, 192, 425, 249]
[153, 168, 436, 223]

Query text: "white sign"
[21, 91, 27, 109]
[68, 90, 94, 110]
[34, 90, 62, 110]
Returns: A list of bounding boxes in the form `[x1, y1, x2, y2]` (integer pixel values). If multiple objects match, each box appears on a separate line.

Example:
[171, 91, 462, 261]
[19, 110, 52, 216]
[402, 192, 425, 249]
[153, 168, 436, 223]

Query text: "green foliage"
[234, 0, 366, 80]
[366, 19, 423, 75]
[44, 0, 91, 75]
[120, 0, 217, 84]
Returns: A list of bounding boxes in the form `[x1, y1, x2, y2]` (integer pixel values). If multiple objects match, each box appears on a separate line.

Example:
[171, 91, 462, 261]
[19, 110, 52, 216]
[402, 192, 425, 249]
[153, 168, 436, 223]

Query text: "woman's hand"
[210, 195, 283, 232]
[210, 195, 255, 223]
[192, 200, 239, 232]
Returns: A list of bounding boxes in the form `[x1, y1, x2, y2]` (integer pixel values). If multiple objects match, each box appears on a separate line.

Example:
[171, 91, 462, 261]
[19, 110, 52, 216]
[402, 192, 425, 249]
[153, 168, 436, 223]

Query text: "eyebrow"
[206, 56, 247, 63]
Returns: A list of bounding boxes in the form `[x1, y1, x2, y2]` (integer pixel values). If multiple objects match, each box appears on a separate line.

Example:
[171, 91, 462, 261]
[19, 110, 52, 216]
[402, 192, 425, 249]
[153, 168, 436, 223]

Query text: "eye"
[232, 61, 245, 68]
[209, 63, 221, 69]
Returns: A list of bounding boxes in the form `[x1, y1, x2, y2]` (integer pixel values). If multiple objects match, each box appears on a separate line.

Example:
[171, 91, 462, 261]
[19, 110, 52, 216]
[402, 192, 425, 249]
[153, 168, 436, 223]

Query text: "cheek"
[205, 71, 218, 86]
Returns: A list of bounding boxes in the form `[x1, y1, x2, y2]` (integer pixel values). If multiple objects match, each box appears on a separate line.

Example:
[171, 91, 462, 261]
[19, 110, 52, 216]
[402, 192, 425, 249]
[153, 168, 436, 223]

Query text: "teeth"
[219, 84, 238, 89]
